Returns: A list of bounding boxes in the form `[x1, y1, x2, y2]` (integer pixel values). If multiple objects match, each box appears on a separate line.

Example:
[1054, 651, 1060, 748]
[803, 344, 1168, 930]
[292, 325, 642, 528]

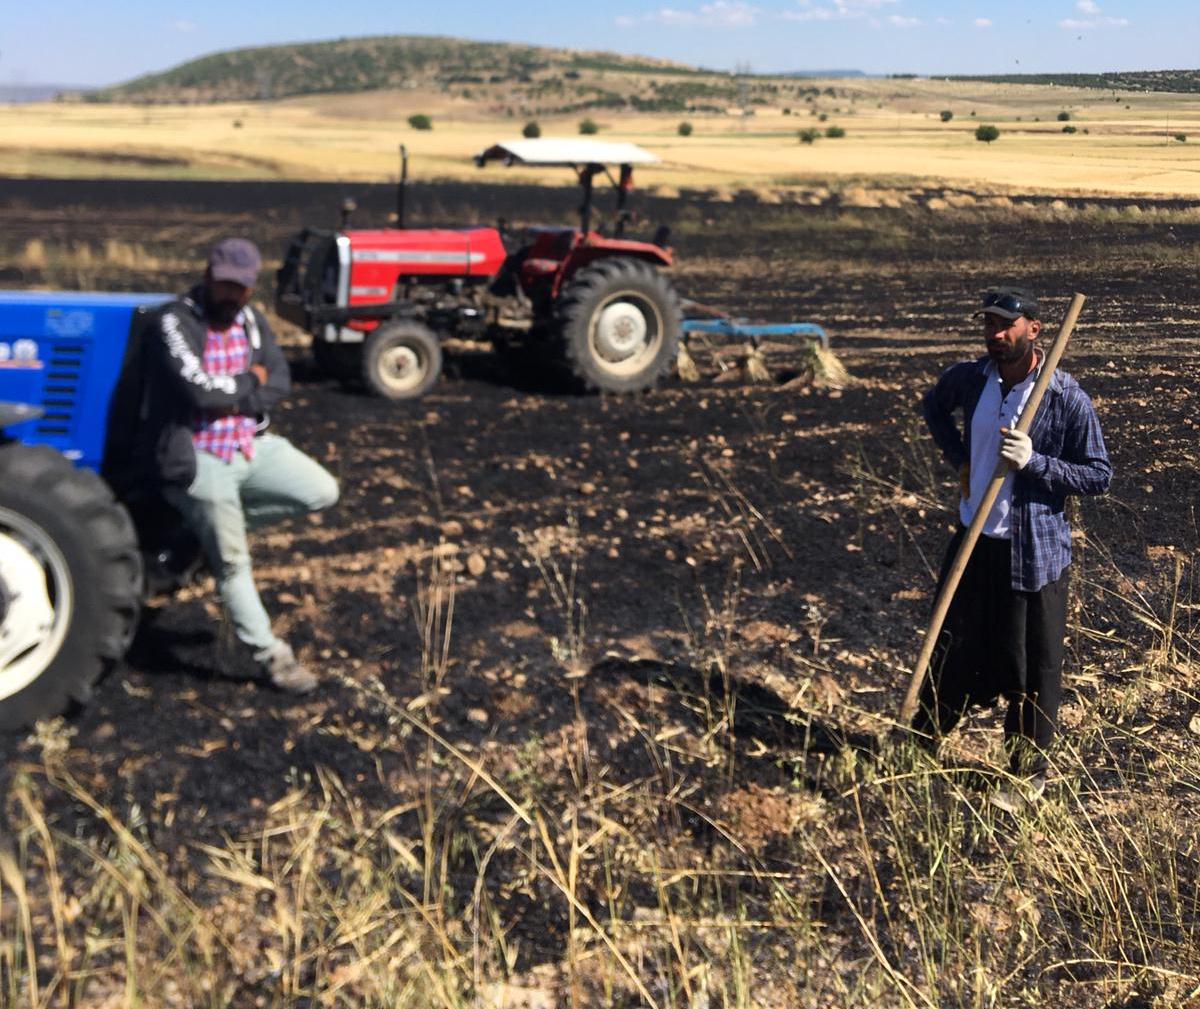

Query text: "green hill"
[948, 69, 1200, 93]
[89, 34, 713, 105]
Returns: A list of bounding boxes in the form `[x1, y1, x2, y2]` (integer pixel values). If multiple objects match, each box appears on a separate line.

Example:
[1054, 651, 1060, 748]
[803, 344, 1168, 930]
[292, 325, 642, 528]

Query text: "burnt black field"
[3, 174, 1198, 851]
[3, 178, 1200, 1004]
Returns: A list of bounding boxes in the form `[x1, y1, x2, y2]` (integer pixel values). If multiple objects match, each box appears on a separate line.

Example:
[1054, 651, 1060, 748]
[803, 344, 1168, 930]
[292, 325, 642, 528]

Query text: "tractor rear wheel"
[363, 321, 443, 400]
[556, 259, 681, 393]
[0, 443, 141, 730]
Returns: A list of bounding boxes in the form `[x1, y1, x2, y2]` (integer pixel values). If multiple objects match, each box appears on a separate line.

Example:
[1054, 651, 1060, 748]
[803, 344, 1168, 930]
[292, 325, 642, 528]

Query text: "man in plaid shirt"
[151, 239, 339, 693]
[916, 287, 1111, 811]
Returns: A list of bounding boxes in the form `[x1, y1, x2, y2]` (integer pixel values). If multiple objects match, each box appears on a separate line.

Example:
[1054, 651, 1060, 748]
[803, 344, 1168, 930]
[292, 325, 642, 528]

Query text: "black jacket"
[143, 286, 291, 488]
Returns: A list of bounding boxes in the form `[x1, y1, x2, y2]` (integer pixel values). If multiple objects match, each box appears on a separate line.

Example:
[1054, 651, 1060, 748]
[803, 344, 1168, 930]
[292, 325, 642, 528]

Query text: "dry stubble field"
[3, 75, 1200, 195]
[3, 175, 1200, 1006]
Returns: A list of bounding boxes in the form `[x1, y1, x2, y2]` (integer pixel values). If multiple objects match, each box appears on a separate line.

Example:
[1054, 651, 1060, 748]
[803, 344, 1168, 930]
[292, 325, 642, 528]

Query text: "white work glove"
[999, 427, 1033, 470]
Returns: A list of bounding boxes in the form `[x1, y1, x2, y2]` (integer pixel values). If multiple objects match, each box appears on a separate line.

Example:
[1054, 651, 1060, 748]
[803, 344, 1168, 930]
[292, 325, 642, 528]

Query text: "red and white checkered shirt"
[192, 320, 257, 462]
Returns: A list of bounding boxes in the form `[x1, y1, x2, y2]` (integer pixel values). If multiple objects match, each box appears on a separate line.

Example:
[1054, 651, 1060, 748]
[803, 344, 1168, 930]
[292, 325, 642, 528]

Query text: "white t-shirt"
[960, 361, 1037, 538]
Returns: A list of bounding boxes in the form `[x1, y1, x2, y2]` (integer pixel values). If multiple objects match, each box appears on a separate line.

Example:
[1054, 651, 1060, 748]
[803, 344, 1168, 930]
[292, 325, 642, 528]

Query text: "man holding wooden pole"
[915, 288, 1111, 812]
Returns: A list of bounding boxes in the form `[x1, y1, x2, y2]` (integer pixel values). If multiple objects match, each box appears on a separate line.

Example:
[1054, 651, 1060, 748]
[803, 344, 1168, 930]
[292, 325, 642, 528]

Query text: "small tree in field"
[522, 121, 541, 138]
[797, 128, 819, 144]
[408, 114, 433, 131]
[677, 121, 693, 136]
[975, 124, 1000, 143]
[825, 125, 845, 138]
[940, 109, 954, 122]
[1057, 110, 1071, 122]
[578, 118, 599, 135]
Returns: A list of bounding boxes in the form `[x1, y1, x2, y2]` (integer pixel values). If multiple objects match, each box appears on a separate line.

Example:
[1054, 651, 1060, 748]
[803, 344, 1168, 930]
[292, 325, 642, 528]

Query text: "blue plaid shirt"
[923, 355, 1112, 592]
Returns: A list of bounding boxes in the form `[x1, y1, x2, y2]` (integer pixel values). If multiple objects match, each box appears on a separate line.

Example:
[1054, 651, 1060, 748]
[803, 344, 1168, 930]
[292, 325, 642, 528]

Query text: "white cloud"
[1059, 14, 1129, 28]
[974, 17, 992, 27]
[172, 19, 197, 32]
[616, 1, 760, 27]
[888, 13, 921, 26]
[1060, 0, 1128, 28]
[781, 0, 897, 21]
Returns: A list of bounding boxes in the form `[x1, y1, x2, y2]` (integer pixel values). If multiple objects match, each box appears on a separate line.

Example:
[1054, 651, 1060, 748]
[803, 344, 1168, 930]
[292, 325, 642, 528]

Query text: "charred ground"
[3, 179, 1200, 1005]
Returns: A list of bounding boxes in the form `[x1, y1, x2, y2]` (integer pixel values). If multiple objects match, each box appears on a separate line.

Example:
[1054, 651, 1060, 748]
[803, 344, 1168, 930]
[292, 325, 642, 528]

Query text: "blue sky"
[3, 0, 1190, 87]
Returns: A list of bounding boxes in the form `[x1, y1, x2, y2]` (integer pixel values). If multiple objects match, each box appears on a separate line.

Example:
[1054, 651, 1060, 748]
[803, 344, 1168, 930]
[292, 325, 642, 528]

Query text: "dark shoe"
[259, 642, 318, 694]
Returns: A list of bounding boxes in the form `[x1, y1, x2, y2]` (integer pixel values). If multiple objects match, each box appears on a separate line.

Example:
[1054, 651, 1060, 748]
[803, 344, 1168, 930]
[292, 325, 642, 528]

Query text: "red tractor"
[275, 139, 682, 398]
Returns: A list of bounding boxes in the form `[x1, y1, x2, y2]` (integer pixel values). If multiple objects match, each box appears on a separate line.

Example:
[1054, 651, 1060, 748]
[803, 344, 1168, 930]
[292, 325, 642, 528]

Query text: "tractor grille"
[36, 341, 85, 438]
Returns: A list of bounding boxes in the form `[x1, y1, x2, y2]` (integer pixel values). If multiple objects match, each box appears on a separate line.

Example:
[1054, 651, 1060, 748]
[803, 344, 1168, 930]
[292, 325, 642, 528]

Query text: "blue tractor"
[0, 291, 182, 729]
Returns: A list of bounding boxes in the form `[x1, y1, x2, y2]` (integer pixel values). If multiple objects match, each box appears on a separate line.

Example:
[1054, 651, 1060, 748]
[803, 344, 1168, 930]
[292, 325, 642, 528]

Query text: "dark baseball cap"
[207, 237, 262, 288]
[975, 287, 1040, 321]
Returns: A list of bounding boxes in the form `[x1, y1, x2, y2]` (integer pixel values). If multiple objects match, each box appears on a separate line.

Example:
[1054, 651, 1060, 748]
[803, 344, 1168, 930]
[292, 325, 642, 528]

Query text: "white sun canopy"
[475, 139, 660, 168]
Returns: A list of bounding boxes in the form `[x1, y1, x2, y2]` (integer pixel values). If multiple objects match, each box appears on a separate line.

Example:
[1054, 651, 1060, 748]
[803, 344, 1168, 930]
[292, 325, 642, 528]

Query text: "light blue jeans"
[165, 434, 339, 655]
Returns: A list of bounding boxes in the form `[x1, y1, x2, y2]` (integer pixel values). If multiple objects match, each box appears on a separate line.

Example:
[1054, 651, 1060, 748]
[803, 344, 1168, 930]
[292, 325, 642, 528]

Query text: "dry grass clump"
[3, 528, 1200, 1007]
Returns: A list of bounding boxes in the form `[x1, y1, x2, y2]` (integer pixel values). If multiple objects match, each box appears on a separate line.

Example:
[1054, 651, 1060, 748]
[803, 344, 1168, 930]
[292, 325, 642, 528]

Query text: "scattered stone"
[467, 552, 487, 576]
[467, 708, 489, 726]
[440, 519, 464, 537]
[580, 481, 597, 495]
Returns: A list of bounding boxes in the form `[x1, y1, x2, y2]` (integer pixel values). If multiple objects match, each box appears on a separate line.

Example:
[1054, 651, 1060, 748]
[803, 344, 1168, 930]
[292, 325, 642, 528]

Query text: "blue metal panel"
[0, 292, 171, 470]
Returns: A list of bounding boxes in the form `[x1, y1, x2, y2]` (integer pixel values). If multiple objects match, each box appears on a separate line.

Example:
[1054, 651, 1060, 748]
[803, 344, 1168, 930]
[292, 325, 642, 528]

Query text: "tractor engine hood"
[343, 228, 507, 301]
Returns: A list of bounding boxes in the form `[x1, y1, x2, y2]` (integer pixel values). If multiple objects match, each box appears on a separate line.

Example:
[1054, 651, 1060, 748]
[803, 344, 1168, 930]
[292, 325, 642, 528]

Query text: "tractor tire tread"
[0, 443, 142, 727]
[555, 259, 681, 394]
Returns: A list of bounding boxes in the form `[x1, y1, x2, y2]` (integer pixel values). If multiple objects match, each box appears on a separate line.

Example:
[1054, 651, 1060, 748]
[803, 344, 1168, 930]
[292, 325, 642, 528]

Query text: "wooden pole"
[898, 293, 1086, 725]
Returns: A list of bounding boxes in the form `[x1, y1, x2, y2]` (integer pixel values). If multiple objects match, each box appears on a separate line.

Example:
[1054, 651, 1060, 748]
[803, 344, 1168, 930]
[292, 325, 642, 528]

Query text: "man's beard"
[987, 334, 1033, 365]
[205, 293, 242, 329]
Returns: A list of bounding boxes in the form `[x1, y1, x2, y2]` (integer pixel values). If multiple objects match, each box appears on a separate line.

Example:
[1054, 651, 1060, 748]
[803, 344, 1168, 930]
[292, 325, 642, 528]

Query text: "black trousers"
[911, 528, 1069, 775]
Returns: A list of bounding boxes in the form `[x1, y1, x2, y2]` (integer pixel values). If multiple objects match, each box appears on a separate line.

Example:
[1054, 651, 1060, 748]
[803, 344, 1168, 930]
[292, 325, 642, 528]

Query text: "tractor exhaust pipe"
[396, 144, 408, 229]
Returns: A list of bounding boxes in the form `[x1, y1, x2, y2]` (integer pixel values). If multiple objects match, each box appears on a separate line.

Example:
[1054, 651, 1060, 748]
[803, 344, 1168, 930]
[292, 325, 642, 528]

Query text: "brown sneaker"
[259, 642, 319, 694]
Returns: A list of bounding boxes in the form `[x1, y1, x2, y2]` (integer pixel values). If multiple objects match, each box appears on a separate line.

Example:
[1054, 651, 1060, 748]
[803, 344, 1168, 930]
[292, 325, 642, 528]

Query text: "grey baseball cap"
[207, 237, 262, 288]
[975, 287, 1040, 321]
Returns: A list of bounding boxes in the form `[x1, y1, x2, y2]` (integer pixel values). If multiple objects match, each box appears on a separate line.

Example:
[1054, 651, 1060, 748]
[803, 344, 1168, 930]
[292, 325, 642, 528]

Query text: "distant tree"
[970, 110, 977, 117]
[940, 109, 954, 122]
[782, 107, 792, 115]
[1175, 133, 1188, 142]
[677, 121, 693, 136]
[1057, 110, 1071, 121]
[1062, 125, 1077, 134]
[522, 120, 541, 138]
[825, 125, 846, 138]
[818, 112, 828, 122]
[578, 118, 599, 135]
[408, 114, 433, 131]
[975, 124, 1000, 143]
[797, 128, 820, 144]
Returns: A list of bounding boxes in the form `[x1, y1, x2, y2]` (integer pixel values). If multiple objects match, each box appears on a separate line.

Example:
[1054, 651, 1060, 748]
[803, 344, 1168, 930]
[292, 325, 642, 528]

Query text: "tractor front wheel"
[556, 259, 681, 393]
[362, 321, 443, 400]
[0, 443, 141, 730]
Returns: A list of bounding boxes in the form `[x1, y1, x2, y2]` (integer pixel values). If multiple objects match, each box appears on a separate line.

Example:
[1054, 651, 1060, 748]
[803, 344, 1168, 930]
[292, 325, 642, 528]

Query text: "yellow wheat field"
[2, 76, 1199, 196]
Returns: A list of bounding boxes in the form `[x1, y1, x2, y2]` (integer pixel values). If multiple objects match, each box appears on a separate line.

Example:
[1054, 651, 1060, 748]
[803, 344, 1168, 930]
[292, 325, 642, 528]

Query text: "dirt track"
[4, 180, 1200, 997]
